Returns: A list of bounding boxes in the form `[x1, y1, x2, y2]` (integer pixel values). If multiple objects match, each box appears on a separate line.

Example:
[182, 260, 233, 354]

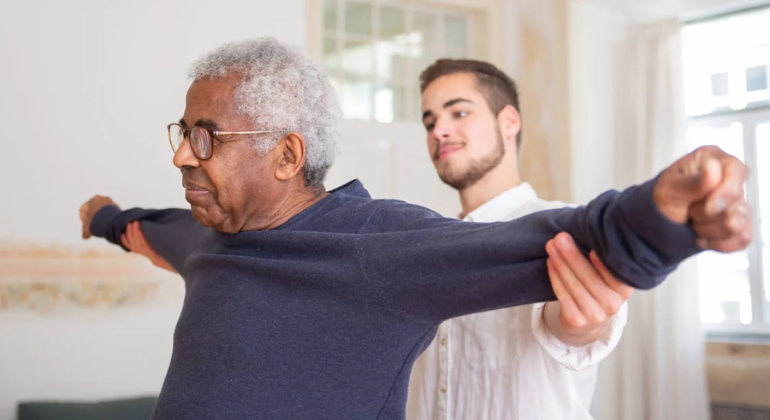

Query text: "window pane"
[711, 72, 729, 96]
[746, 65, 767, 92]
[322, 37, 338, 70]
[375, 40, 410, 83]
[324, 0, 338, 32]
[687, 122, 744, 162]
[340, 79, 373, 120]
[699, 250, 753, 324]
[380, 6, 405, 38]
[412, 12, 439, 81]
[757, 122, 770, 244]
[392, 85, 409, 121]
[376, 7, 409, 83]
[374, 84, 408, 123]
[444, 15, 468, 50]
[345, 1, 372, 36]
[341, 40, 373, 78]
[374, 87, 394, 123]
[682, 7, 770, 116]
[413, 12, 438, 47]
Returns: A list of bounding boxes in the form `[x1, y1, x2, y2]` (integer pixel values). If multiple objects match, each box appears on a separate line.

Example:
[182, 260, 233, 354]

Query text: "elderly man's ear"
[275, 133, 307, 181]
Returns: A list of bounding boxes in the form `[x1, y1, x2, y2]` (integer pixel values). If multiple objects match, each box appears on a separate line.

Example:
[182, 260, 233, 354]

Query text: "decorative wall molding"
[0, 243, 181, 312]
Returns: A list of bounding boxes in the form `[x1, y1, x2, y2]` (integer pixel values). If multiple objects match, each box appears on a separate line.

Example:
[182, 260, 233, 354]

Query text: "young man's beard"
[439, 128, 506, 191]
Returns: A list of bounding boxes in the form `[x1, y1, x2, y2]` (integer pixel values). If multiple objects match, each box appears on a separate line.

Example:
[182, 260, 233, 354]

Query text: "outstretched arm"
[79, 197, 208, 275]
[357, 146, 751, 322]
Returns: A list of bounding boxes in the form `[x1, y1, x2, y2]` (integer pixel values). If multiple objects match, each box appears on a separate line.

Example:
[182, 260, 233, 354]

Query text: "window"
[682, 6, 770, 334]
[321, 0, 475, 122]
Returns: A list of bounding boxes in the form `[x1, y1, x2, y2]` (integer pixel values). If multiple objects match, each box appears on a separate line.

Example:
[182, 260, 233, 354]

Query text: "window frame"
[316, 0, 477, 122]
[689, 105, 770, 336]
[683, 4, 770, 337]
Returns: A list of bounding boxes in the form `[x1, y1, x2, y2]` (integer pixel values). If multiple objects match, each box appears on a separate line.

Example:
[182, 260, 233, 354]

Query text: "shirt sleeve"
[89, 205, 209, 275]
[529, 302, 628, 370]
[354, 177, 701, 323]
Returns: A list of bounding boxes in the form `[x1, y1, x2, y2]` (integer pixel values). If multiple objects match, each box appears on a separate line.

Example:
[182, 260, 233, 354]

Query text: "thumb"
[82, 221, 91, 240]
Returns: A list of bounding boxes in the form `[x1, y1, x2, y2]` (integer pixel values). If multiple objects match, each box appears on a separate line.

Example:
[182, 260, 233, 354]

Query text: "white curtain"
[590, 19, 712, 420]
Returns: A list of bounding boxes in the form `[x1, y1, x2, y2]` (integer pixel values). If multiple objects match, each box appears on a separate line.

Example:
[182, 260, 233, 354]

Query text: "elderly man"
[80, 37, 751, 420]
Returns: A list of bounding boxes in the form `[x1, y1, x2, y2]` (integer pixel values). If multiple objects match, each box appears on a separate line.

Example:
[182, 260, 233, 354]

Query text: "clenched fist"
[79, 195, 117, 239]
[654, 145, 752, 253]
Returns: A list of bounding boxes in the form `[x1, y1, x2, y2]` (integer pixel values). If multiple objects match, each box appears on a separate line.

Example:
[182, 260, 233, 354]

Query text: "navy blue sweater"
[91, 179, 699, 420]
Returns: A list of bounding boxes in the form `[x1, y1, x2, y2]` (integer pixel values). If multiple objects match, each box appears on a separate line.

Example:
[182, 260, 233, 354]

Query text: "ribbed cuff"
[89, 205, 122, 238]
[620, 177, 702, 266]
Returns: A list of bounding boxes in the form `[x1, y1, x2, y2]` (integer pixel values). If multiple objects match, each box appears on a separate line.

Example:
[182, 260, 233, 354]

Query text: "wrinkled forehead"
[183, 76, 245, 127]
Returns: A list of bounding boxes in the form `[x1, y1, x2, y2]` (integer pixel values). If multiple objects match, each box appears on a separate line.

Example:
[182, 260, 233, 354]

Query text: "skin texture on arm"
[544, 237, 632, 346]
[122, 221, 178, 273]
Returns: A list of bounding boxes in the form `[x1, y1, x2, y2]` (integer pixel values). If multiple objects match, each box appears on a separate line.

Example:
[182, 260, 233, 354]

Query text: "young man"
[408, 59, 630, 420]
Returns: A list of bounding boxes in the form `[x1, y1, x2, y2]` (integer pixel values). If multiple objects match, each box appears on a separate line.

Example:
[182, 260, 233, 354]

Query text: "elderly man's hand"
[654, 145, 752, 253]
[79, 195, 118, 239]
[544, 232, 632, 346]
[122, 221, 177, 273]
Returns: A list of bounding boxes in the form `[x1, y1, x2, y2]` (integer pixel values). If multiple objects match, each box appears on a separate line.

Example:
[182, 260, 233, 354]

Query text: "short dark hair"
[419, 59, 522, 148]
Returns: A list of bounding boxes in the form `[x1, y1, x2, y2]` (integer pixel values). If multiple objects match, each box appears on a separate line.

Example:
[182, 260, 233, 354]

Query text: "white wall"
[0, 1, 304, 419]
[0, 0, 305, 244]
[568, 0, 629, 205]
[0, 296, 183, 420]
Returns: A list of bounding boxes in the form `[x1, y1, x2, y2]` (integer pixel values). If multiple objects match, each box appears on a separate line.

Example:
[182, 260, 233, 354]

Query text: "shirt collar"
[463, 183, 538, 222]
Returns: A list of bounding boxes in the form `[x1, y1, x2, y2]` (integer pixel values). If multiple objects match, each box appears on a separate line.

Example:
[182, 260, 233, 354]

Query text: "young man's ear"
[497, 104, 522, 143]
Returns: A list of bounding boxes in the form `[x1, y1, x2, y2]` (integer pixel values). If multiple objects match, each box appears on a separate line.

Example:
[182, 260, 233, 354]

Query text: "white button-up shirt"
[406, 183, 628, 420]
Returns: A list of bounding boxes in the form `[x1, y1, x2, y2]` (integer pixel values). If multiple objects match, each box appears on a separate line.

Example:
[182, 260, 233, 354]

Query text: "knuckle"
[619, 286, 634, 300]
[566, 312, 585, 328]
[697, 145, 719, 157]
[603, 299, 620, 316]
[587, 311, 606, 325]
[740, 230, 752, 247]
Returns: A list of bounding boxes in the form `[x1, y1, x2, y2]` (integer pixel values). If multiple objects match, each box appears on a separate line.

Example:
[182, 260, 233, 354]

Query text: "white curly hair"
[188, 37, 341, 188]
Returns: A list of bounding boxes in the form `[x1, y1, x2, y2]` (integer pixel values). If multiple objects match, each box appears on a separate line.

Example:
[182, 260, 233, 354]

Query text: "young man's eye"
[453, 110, 468, 118]
[424, 123, 435, 132]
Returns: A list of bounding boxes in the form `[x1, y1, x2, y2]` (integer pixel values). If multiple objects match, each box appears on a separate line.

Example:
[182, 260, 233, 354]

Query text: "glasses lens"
[168, 124, 184, 152]
[190, 127, 212, 160]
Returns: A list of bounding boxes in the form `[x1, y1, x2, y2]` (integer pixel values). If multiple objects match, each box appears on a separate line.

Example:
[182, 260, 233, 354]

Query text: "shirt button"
[440, 336, 447, 346]
[440, 386, 447, 393]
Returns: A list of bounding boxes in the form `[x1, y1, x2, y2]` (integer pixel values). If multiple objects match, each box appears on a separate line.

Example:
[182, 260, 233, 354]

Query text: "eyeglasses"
[167, 123, 278, 161]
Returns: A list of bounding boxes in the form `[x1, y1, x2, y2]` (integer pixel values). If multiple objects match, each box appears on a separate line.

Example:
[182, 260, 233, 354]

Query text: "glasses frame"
[167, 123, 278, 160]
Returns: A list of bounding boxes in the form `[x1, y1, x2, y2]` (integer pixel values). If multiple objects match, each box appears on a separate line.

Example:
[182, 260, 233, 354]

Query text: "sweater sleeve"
[90, 205, 209, 275]
[355, 177, 701, 323]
